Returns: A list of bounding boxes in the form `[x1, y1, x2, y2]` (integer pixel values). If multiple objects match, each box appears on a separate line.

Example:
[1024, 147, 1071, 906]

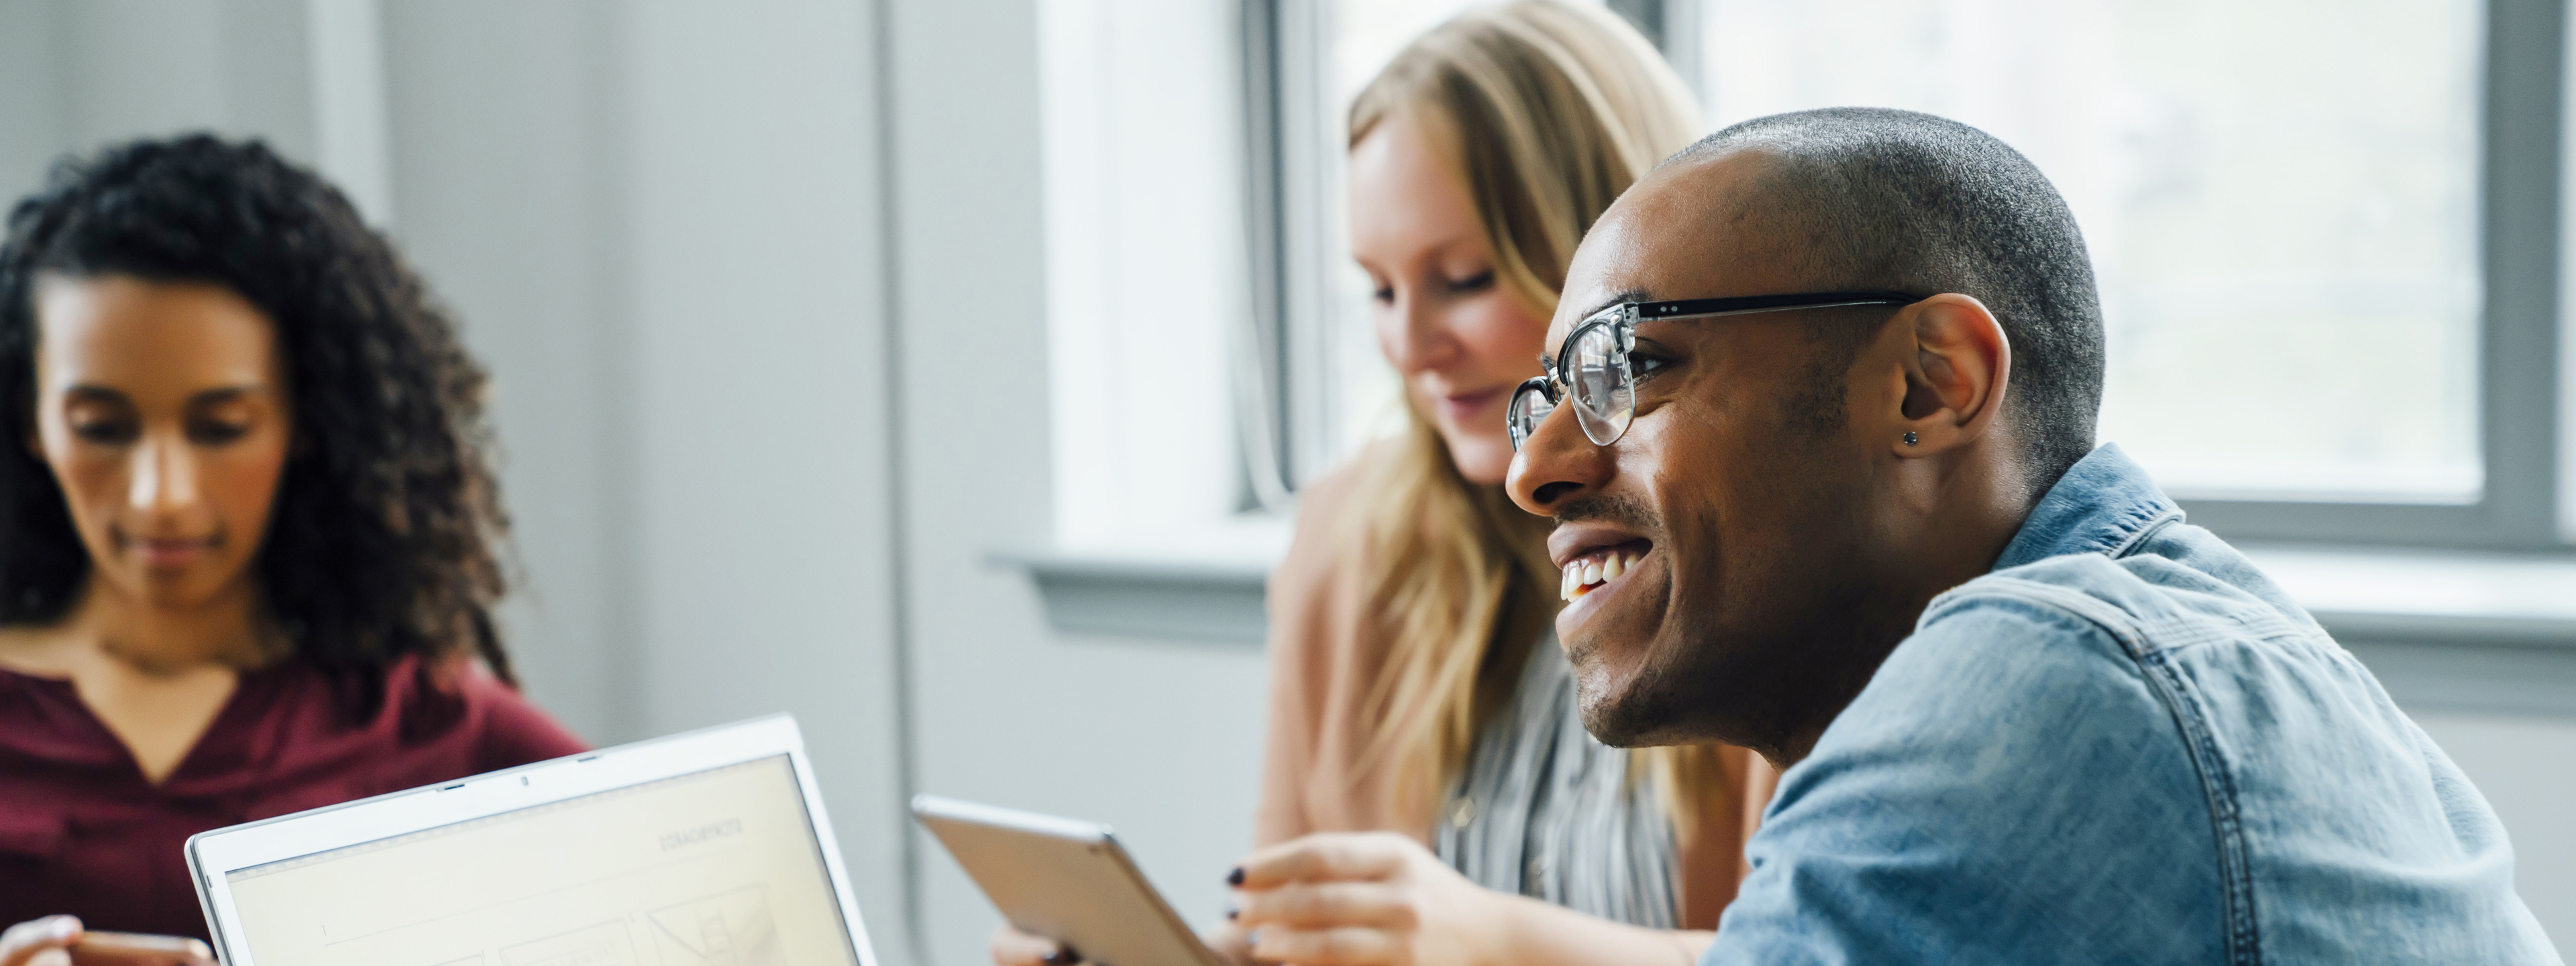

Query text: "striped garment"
[1433, 633, 1678, 928]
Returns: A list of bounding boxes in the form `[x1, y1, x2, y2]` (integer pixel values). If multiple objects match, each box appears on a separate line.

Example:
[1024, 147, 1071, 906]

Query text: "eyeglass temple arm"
[1635, 290, 1923, 320]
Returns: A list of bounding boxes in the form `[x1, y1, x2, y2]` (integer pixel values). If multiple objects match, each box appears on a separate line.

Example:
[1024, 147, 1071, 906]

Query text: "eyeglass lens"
[1507, 320, 1635, 451]
[1507, 380, 1555, 451]
[1569, 321, 1633, 446]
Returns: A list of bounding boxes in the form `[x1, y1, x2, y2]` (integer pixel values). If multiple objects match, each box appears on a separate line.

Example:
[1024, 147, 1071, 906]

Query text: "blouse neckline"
[0, 662, 287, 796]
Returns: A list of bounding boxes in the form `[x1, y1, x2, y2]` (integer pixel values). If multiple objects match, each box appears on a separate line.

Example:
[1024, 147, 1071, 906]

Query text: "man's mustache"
[1552, 492, 1660, 532]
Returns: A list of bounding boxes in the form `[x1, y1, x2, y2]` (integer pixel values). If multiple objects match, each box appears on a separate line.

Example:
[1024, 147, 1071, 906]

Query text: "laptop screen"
[223, 753, 861, 966]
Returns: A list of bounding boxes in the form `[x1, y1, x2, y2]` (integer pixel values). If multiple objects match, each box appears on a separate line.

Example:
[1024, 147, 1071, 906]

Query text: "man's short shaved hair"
[1670, 107, 2105, 491]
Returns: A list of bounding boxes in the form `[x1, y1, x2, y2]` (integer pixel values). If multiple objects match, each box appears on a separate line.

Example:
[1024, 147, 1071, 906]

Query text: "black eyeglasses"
[1507, 290, 1923, 450]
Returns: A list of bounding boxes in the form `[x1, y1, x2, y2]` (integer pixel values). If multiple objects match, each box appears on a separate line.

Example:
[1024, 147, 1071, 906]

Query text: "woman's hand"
[988, 925, 1079, 966]
[991, 922, 1257, 966]
[1228, 832, 1501, 966]
[1, 916, 80, 966]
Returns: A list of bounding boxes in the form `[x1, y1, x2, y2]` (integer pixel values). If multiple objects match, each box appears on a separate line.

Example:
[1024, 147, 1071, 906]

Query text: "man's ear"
[1890, 293, 2009, 458]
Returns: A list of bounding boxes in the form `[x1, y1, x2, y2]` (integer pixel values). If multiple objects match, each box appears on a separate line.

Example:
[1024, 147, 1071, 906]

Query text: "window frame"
[1240, 0, 1338, 501]
[2175, 0, 2565, 549]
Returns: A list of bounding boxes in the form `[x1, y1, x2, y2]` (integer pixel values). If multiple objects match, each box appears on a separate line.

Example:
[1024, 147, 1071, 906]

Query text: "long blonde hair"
[1341, 1, 1735, 835]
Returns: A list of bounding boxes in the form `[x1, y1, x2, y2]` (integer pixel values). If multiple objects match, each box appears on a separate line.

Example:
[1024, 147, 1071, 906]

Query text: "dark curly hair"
[0, 133, 519, 699]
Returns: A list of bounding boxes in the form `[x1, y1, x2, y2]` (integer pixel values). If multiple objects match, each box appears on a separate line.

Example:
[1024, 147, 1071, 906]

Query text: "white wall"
[380, 0, 632, 744]
[378, 0, 915, 953]
[0, 0, 919, 957]
[618, 3, 910, 955]
[2413, 712, 2576, 949]
[878, 3, 1275, 964]
[0, 1, 312, 193]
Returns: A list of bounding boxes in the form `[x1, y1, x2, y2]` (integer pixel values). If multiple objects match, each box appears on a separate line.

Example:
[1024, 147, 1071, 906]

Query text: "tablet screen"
[223, 754, 860, 966]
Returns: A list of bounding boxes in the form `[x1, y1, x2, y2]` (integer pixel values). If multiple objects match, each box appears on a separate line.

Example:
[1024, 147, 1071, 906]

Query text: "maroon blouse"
[0, 655, 588, 938]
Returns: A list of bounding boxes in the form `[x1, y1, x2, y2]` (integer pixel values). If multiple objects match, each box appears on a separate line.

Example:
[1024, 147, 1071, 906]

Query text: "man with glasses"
[1505, 107, 2556, 962]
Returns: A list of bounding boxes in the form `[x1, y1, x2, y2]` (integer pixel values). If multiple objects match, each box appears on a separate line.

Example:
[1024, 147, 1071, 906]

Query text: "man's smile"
[1560, 544, 1658, 645]
[1550, 516, 1660, 639]
[1557, 538, 1653, 602]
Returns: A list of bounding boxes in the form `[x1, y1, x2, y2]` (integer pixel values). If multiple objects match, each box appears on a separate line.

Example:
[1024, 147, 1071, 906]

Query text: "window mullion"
[2479, 0, 2565, 545]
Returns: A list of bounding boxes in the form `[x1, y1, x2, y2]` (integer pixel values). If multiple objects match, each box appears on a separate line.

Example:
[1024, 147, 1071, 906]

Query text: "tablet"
[912, 796, 1222, 966]
[186, 714, 879, 966]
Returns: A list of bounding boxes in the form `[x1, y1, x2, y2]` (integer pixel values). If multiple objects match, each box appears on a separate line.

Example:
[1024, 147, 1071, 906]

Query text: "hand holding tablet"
[70, 933, 216, 966]
[0, 918, 213, 966]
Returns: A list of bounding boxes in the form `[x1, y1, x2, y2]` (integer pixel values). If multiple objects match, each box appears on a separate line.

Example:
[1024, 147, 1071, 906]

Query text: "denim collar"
[1992, 443, 2184, 571]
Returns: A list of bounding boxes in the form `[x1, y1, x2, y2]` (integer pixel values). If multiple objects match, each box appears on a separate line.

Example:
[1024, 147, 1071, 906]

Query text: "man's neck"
[1765, 461, 2041, 769]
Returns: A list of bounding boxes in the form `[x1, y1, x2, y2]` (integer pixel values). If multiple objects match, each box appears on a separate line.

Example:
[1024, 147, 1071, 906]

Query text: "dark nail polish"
[1042, 945, 1081, 965]
[1226, 902, 1240, 920]
[1226, 866, 1244, 886]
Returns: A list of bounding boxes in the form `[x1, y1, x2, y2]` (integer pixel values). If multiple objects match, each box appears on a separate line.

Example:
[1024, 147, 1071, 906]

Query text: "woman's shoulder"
[1274, 437, 1404, 584]
[1256, 439, 1417, 842]
[98, 655, 593, 814]
[0, 622, 78, 675]
[1266, 439, 1415, 680]
[258, 655, 590, 771]
[429, 659, 592, 768]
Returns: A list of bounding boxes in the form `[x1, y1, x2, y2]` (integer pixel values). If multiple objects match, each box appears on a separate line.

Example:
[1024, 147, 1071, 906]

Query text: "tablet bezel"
[185, 714, 878, 966]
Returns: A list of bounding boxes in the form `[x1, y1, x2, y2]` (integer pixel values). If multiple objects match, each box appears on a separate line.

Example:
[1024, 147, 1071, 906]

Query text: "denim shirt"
[1703, 445, 2561, 965]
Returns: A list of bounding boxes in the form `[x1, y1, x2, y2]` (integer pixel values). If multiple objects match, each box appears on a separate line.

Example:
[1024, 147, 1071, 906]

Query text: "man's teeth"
[1561, 549, 1642, 601]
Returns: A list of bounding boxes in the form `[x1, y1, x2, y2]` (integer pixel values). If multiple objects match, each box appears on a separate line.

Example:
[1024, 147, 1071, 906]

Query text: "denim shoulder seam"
[1925, 578, 2262, 965]
[2104, 506, 2186, 559]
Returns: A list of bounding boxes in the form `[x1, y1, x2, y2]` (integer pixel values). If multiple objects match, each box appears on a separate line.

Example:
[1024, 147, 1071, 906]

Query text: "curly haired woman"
[0, 136, 586, 957]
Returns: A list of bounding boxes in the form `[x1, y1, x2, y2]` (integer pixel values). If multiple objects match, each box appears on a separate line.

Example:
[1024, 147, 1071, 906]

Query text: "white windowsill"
[2239, 545, 2576, 647]
[1000, 539, 2576, 713]
[994, 513, 1293, 645]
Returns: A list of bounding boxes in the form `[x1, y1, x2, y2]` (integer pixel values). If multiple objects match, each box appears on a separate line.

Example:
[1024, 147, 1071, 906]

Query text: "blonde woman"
[1224, 3, 1780, 963]
[998, 4, 1768, 966]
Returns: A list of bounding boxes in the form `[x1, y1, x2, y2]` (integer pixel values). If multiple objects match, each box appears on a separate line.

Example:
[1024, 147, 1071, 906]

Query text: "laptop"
[185, 714, 878, 966]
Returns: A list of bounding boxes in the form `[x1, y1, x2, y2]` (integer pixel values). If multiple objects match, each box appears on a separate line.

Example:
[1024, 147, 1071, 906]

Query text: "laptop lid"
[186, 714, 877, 966]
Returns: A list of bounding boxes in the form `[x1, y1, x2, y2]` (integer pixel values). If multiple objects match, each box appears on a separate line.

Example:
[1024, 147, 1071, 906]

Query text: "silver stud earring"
[1903, 432, 1919, 446]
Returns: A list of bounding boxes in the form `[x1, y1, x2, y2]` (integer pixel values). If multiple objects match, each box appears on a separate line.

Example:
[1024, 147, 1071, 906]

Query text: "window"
[1695, 0, 2485, 504]
[1682, 0, 2564, 547]
[1047, 0, 2562, 557]
[1259, 0, 2565, 549]
[1040, 0, 1284, 555]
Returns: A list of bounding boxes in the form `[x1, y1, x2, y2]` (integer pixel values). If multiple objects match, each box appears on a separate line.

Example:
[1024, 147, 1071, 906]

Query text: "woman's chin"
[107, 564, 237, 610]
[1442, 431, 1517, 486]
